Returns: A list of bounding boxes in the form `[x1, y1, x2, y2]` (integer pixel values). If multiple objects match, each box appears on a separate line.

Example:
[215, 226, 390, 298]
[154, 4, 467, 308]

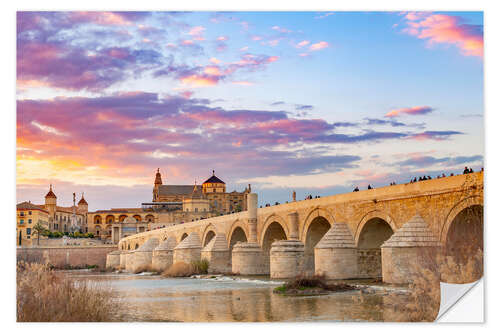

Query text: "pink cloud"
[209, 57, 221, 64]
[187, 26, 206, 41]
[385, 106, 434, 118]
[296, 40, 310, 48]
[309, 41, 329, 51]
[217, 36, 228, 41]
[203, 66, 223, 77]
[69, 12, 135, 26]
[271, 26, 291, 33]
[402, 13, 483, 58]
[180, 75, 219, 87]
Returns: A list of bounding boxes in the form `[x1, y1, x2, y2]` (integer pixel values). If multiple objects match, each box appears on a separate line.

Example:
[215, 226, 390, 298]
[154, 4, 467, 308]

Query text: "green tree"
[31, 222, 48, 247]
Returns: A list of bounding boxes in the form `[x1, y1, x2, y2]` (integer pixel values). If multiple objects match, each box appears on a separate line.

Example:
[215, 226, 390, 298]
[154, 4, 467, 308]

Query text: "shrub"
[17, 262, 117, 322]
[191, 259, 209, 275]
[284, 274, 329, 290]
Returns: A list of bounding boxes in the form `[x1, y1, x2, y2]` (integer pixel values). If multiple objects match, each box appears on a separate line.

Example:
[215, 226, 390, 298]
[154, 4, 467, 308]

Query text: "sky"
[16, 11, 484, 211]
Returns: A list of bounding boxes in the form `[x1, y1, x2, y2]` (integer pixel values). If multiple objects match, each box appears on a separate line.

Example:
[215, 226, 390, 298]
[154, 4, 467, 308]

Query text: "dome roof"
[45, 184, 57, 199]
[78, 193, 88, 205]
[203, 170, 225, 185]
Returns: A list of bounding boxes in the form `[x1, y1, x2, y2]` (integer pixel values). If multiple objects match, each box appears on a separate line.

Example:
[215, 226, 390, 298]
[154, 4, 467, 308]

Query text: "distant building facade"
[16, 185, 88, 246]
[87, 169, 250, 244]
[16, 201, 49, 246]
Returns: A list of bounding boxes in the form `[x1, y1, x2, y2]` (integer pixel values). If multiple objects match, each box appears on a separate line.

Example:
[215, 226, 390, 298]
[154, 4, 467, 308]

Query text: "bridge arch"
[441, 195, 483, 243]
[260, 216, 289, 274]
[300, 207, 335, 242]
[228, 220, 248, 251]
[303, 214, 333, 274]
[259, 214, 289, 246]
[354, 210, 396, 246]
[202, 223, 217, 247]
[441, 196, 483, 283]
[355, 210, 396, 278]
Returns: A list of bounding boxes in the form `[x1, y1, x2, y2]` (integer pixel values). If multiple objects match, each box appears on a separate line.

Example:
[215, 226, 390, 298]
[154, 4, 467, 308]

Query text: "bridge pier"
[232, 193, 268, 275]
[270, 240, 305, 278]
[232, 243, 267, 275]
[314, 223, 358, 279]
[125, 250, 135, 272]
[152, 237, 176, 272]
[106, 250, 121, 269]
[381, 215, 441, 284]
[119, 250, 130, 270]
[131, 238, 159, 273]
[201, 234, 231, 274]
[173, 232, 202, 265]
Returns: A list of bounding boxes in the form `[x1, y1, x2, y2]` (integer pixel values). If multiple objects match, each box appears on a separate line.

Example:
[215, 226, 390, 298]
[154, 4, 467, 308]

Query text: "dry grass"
[162, 262, 194, 277]
[17, 262, 117, 322]
[132, 264, 152, 274]
[162, 259, 210, 277]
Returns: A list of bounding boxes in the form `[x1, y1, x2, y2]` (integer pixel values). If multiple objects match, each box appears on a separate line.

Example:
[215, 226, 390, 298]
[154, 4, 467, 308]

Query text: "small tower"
[78, 192, 88, 213]
[153, 168, 163, 202]
[44, 184, 57, 218]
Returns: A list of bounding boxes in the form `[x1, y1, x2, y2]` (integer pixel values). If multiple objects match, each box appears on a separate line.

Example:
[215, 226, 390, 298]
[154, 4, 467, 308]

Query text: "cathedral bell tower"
[153, 168, 163, 202]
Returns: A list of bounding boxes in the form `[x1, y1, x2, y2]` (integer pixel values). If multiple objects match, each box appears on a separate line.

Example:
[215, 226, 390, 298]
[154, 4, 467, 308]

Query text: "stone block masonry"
[17, 246, 117, 269]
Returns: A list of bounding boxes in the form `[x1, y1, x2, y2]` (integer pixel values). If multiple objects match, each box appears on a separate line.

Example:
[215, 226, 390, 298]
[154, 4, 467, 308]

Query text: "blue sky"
[16, 11, 484, 209]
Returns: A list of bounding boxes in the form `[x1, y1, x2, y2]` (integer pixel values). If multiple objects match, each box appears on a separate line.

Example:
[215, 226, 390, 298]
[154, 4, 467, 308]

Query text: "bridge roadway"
[108, 172, 483, 283]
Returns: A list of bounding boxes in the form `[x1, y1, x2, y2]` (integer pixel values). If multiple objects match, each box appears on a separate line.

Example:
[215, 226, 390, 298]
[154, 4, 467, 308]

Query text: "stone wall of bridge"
[114, 172, 483, 282]
[17, 245, 117, 269]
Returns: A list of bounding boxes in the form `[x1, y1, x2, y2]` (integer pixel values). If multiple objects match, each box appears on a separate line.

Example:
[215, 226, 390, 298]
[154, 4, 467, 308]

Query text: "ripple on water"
[64, 271, 408, 322]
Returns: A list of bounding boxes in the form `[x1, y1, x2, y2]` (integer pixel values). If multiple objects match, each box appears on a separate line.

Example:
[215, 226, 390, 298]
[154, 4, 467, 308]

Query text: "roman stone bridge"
[108, 172, 483, 284]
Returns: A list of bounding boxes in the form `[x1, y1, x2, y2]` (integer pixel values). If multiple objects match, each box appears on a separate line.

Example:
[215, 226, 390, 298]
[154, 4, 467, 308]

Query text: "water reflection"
[65, 271, 410, 322]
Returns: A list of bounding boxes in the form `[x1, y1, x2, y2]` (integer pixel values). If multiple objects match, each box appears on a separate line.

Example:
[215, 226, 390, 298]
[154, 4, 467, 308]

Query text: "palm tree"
[32, 222, 47, 247]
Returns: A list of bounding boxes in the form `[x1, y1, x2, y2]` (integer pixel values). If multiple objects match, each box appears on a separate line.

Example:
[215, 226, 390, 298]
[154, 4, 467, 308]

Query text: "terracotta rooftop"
[16, 201, 49, 214]
[44, 184, 57, 199]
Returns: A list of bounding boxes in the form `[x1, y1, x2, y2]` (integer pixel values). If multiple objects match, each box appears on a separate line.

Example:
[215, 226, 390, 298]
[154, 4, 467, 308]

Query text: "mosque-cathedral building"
[85, 169, 250, 244]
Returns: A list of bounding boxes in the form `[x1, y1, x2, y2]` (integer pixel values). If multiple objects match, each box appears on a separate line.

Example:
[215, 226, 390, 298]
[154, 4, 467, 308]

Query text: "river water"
[65, 270, 412, 322]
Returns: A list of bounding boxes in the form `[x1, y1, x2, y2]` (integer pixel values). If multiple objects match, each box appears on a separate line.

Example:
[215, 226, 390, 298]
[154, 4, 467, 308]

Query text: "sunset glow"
[17, 11, 483, 210]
